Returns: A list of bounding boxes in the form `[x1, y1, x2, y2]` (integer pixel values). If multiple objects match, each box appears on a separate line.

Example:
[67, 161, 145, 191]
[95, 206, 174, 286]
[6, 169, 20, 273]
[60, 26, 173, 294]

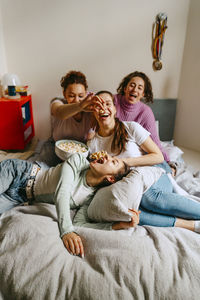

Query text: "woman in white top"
[85, 91, 200, 233]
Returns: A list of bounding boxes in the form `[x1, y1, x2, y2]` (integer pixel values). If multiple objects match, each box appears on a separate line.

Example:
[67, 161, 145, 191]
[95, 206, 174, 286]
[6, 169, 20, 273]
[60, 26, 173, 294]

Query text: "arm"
[112, 209, 140, 230]
[54, 161, 76, 236]
[142, 109, 170, 162]
[51, 101, 82, 120]
[123, 136, 164, 167]
[51, 94, 104, 120]
[54, 154, 89, 256]
[73, 203, 140, 230]
[73, 202, 113, 230]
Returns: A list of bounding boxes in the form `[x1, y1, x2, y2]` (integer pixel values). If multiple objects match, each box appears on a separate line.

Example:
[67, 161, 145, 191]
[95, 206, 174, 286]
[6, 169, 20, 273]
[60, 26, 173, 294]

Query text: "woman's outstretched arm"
[123, 136, 164, 167]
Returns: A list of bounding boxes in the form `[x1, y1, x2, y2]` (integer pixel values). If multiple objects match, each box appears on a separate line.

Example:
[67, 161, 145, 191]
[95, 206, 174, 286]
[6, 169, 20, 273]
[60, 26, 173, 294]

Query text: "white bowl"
[55, 139, 89, 161]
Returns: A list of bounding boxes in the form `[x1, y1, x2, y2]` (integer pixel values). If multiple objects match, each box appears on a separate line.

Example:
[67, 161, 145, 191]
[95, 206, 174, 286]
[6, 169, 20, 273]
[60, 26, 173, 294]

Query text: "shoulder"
[122, 121, 150, 138]
[122, 121, 145, 131]
[51, 97, 67, 105]
[139, 102, 155, 119]
[64, 153, 89, 171]
[114, 94, 123, 105]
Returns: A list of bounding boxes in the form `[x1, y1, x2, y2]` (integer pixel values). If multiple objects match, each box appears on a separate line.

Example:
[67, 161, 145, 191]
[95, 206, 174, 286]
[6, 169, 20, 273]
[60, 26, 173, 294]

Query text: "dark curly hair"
[60, 70, 88, 93]
[116, 71, 153, 103]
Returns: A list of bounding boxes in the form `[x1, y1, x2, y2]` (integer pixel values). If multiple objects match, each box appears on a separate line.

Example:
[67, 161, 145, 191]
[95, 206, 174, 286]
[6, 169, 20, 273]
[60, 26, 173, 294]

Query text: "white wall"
[0, 0, 190, 140]
[174, 0, 200, 152]
[0, 4, 7, 77]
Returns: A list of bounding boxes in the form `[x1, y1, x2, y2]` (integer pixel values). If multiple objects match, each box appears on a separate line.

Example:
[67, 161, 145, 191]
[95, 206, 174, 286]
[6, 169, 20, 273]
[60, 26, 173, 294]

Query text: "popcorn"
[58, 141, 87, 154]
[90, 150, 107, 161]
[99, 109, 105, 114]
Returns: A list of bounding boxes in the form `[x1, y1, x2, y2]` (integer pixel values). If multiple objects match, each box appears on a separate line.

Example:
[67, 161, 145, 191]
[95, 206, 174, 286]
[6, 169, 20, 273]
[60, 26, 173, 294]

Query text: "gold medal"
[152, 13, 167, 71]
[153, 60, 162, 71]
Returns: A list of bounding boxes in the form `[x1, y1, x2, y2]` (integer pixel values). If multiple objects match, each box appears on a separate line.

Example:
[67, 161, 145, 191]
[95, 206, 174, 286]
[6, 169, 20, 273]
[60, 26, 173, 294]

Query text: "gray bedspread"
[0, 203, 200, 300]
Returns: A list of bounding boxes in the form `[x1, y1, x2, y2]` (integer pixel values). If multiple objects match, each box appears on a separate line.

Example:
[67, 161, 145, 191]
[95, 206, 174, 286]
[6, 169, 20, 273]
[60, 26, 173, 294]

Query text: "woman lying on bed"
[0, 153, 138, 258]
[73, 91, 200, 235]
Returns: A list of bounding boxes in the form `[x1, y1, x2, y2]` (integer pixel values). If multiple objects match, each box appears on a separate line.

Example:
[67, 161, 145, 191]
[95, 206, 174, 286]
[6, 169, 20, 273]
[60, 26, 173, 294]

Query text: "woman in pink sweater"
[114, 71, 169, 162]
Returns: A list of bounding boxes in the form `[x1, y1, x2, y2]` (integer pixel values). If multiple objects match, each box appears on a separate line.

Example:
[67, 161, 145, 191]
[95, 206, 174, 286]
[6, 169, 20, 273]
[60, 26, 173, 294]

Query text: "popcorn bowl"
[55, 139, 89, 161]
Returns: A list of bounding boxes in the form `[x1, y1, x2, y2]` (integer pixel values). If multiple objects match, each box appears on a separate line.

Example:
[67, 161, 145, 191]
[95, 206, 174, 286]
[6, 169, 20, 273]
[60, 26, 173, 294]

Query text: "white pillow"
[155, 120, 159, 135]
[87, 170, 144, 222]
[161, 140, 184, 161]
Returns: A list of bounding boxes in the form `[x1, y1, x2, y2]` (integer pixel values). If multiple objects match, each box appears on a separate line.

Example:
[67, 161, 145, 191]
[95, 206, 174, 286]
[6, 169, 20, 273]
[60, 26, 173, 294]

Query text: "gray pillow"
[87, 170, 144, 222]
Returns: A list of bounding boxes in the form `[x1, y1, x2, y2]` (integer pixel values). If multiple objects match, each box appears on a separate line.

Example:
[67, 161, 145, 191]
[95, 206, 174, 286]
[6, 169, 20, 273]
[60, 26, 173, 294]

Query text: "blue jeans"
[139, 173, 200, 227]
[0, 159, 33, 215]
[155, 160, 172, 174]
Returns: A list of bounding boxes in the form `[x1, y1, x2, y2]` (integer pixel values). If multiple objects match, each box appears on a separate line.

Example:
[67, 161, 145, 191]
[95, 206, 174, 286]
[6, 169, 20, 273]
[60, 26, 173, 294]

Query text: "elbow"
[158, 152, 164, 164]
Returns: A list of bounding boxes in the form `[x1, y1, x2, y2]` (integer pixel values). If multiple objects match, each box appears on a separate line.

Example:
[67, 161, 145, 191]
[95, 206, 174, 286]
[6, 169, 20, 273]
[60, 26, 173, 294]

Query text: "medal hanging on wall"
[152, 13, 168, 71]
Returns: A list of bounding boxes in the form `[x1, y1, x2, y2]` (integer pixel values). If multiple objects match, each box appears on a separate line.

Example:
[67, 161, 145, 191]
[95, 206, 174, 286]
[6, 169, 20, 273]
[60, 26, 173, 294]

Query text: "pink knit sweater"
[114, 94, 169, 162]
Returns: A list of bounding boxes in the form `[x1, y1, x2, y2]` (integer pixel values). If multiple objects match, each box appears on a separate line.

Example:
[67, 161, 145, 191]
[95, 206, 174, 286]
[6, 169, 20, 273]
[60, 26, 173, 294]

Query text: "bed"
[0, 99, 200, 300]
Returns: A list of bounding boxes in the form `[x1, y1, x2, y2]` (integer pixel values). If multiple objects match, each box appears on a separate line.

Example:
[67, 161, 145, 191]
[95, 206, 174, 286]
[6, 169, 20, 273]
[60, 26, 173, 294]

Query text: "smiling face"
[124, 76, 145, 104]
[64, 83, 87, 104]
[94, 93, 116, 128]
[90, 153, 125, 179]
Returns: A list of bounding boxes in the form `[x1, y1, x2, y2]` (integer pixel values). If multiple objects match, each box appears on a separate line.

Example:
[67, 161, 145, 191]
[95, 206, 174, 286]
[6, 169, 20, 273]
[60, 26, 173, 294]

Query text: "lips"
[98, 110, 110, 119]
[129, 93, 137, 98]
[100, 113, 109, 117]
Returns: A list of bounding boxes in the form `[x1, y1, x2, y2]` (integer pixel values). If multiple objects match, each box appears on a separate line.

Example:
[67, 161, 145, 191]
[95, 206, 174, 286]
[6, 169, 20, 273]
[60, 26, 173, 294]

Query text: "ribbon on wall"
[152, 13, 168, 71]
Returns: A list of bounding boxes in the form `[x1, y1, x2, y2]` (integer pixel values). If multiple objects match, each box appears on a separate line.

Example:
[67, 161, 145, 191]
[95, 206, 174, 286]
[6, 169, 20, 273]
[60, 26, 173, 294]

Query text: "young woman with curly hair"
[114, 71, 169, 162]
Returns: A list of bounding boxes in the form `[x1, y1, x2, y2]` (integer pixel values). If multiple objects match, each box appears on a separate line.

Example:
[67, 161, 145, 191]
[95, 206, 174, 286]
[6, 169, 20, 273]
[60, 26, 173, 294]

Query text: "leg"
[139, 207, 175, 227]
[141, 174, 200, 220]
[0, 159, 18, 194]
[0, 159, 33, 214]
[0, 193, 21, 215]
[175, 218, 195, 231]
[139, 207, 198, 233]
[29, 139, 62, 167]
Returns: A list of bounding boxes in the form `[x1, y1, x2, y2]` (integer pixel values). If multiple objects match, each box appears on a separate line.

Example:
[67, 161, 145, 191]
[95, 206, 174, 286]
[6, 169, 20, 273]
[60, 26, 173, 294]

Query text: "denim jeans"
[139, 173, 200, 227]
[0, 159, 33, 215]
[155, 160, 172, 174]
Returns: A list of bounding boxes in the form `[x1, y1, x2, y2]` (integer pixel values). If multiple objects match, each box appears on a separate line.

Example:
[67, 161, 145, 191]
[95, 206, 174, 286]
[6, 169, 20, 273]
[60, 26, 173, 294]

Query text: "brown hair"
[97, 161, 131, 188]
[60, 70, 88, 93]
[116, 71, 153, 103]
[96, 91, 129, 155]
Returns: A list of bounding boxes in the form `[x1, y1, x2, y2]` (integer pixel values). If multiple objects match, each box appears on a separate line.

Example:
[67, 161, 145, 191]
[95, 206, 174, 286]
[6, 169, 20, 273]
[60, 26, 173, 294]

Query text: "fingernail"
[81, 254, 84, 259]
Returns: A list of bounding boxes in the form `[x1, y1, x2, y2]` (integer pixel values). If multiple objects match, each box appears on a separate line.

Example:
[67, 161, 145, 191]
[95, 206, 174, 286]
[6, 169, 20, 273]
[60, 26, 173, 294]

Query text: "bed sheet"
[0, 203, 200, 300]
[0, 139, 200, 300]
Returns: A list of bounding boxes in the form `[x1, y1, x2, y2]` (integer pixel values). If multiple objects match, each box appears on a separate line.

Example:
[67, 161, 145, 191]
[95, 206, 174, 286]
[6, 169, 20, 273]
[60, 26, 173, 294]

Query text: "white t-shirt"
[87, 121, 164, 193]
[87, 121, 150, 158]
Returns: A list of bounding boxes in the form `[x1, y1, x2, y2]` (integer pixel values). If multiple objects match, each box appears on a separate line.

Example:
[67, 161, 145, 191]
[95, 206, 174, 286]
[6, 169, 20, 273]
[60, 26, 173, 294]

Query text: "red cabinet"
[0, 95, 35, 150]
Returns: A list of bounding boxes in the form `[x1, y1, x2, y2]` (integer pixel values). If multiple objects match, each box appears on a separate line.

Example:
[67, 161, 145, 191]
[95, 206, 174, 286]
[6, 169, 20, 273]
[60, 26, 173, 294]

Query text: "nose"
[106, 154, 112, 161]
[74, 96, 80, 103]
[134, 85, 140, 93]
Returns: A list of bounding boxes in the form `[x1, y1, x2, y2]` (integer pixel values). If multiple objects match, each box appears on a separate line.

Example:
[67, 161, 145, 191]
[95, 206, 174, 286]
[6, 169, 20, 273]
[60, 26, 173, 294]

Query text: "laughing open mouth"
[99, 109, 110, 118]
[129, 93, 137, 98]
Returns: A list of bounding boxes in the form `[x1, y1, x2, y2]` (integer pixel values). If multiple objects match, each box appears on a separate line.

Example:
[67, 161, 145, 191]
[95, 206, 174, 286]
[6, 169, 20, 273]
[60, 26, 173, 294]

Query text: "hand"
[168, 162, 177, 177]
[112, 209, 141, 230]
[79, 93, 104, 112]
[62, 232, 84, 258]
[128, 209, 141, 227]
